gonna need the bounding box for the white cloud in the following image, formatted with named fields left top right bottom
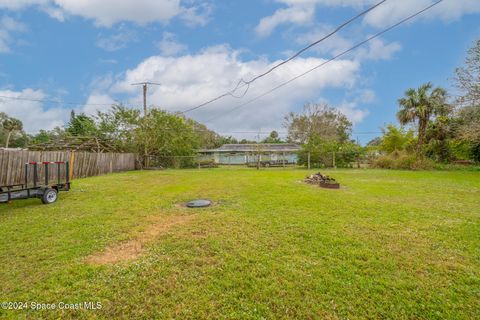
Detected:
left=0, top=45, right=369, bottom=136
left=0, top=16, right=27, bottom=53
left=105, top=45, right=362, bottom=132
left=41, top=4, right=65, bottom=21
left=97, top=26, right=137, bottom=52
left=180, top=1, right=213, bottom=27
left=295, top=24, right=401, bottom=61
left=337, top=101, right=369, bottom=124
left=0, top=89, right=66, bottom=132
left=257, top=0, right=480, bottom=36
left=87, top=74, right=115, bottom=93
left=0, top=0, right=48, bottom=10
left=335, top=88, right=377, bottom=124
left=355, top=37, right=401, bottom=61
left=82, top=93, right=116, bottom=116
left=357, top=89, right=376, bottom=104
left=0, top=0, right=213, bottom=27
left=53, top=0, right=182, bottom=27
left=156, top=32, right=187, bottom=56
left=256, top=4, right=315, bottom=37
left=363, top=0, right=480, bottom=28
left=296, top=24, right=353, bottom=56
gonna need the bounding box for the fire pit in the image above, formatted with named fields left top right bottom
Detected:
left=305, top=172, right=340, bottom=189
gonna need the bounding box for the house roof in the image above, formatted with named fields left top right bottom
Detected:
left=199, top=143, right=301, bottom=153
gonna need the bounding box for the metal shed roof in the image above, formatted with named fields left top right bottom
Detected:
left=199, top=143, right=301, bottom=153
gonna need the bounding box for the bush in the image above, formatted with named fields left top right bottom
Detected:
left=372, top=152, right=434, bottom=170
left=372, top=155, right=395, bottom=169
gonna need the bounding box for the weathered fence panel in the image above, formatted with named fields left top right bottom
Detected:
left=0, top=149, right=137, bottom=186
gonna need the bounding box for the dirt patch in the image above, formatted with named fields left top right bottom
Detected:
left=175, top=202, right=188, bottom=208
left=85, top=215, right=196, bottom=265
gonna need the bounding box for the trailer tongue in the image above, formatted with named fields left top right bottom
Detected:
left=0, top=161, right=71, bottom=204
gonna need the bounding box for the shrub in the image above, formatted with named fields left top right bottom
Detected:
left=372, top=152, right=434, bottom=170
left=372, top=155, right=395, bottom=169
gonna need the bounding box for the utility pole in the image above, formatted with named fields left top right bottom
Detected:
left=131, top=82, right=160, bottom=116
left=132, top=81, right=160, bottom=168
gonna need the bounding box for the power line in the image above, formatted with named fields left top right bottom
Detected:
left=204, top=0, right=444, bottom=124
left=242, top=0, right=388, bottom=86
left=178, top=0, right=389, bottom=115
left=128, top=127, right=382, bottom=135
left=0, top=94, right=119, bottom=107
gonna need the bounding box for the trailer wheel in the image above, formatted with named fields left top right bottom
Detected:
left=42, top=188, right=58, bottom=204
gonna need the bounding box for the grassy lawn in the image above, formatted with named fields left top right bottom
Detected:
left=0, top=168, right=479, bottom=319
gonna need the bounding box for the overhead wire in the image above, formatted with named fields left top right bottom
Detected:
left=178, top=0, right=390, bottom=114
left=0, top=94, right=127, bottom=107
left=1, top=0, right=445, bottom=139
left=204, top=0, right=444, bottom=124
left=130, top=127, right=382, bottom=135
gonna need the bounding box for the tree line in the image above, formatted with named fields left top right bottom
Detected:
left=1, top=40, right=478, bottom=169
left=366, top=40, right=480, bottom=168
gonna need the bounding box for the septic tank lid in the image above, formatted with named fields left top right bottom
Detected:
left=186, top=199, right=212, bottom=208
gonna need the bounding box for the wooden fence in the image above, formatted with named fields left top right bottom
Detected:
left=0, top=149, right=137, bottom=186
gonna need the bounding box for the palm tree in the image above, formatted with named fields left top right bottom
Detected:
left=2, top=118, right=23, bottom=148
left=397, top=83, right=448, bottom=153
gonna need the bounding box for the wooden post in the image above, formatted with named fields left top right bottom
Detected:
left=307, top=151, right=311, bottom=170
left=69, top=151, right=75, bottom=180
left=333, top=152, right=336, bottom=169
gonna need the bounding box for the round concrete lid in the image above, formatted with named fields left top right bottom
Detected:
left=186, top=199, right=212, bottom=208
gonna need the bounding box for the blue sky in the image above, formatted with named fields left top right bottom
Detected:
left=0, top=0, right=479, bottom=143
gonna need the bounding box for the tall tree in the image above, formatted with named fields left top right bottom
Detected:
left=454, top=39, right=480, bottom=106
left=425, top=103, right=454, bottom=162
left=262, top=130, right=282, bottom=143
left=186, top=118, right=222, bottom=149
left=66, top=110, right=97, bottom=136
left=453, top=40, right=480, bottom=160
left=285, top=103, right=353, bottom=168
left=135, top=108, right=200, bottom=168
left=379, top=124, right=415, bottom=154
left=95, top=104, right=141, bottom=152
left=2, top=117, right=23, bottom=148
left=284, top=102, right=352, bottom=144
left=397, top=83, right=449, bottom=153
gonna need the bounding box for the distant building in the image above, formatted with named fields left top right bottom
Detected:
left=199, top=143, right=301, bottom=165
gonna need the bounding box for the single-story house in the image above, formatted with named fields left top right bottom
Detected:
left=198, top=143, right=301, bottom=165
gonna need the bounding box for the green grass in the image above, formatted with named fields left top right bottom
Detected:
left=0, top=168, right=479, bottom=319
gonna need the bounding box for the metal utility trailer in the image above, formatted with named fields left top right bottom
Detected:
left=0, top=161, right=71, bottom=205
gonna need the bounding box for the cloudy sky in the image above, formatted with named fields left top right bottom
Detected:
left=0, top=0, right=479, bottom=142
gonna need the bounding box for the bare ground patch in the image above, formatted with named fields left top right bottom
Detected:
left=86, top=215, right=196, bottom=265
